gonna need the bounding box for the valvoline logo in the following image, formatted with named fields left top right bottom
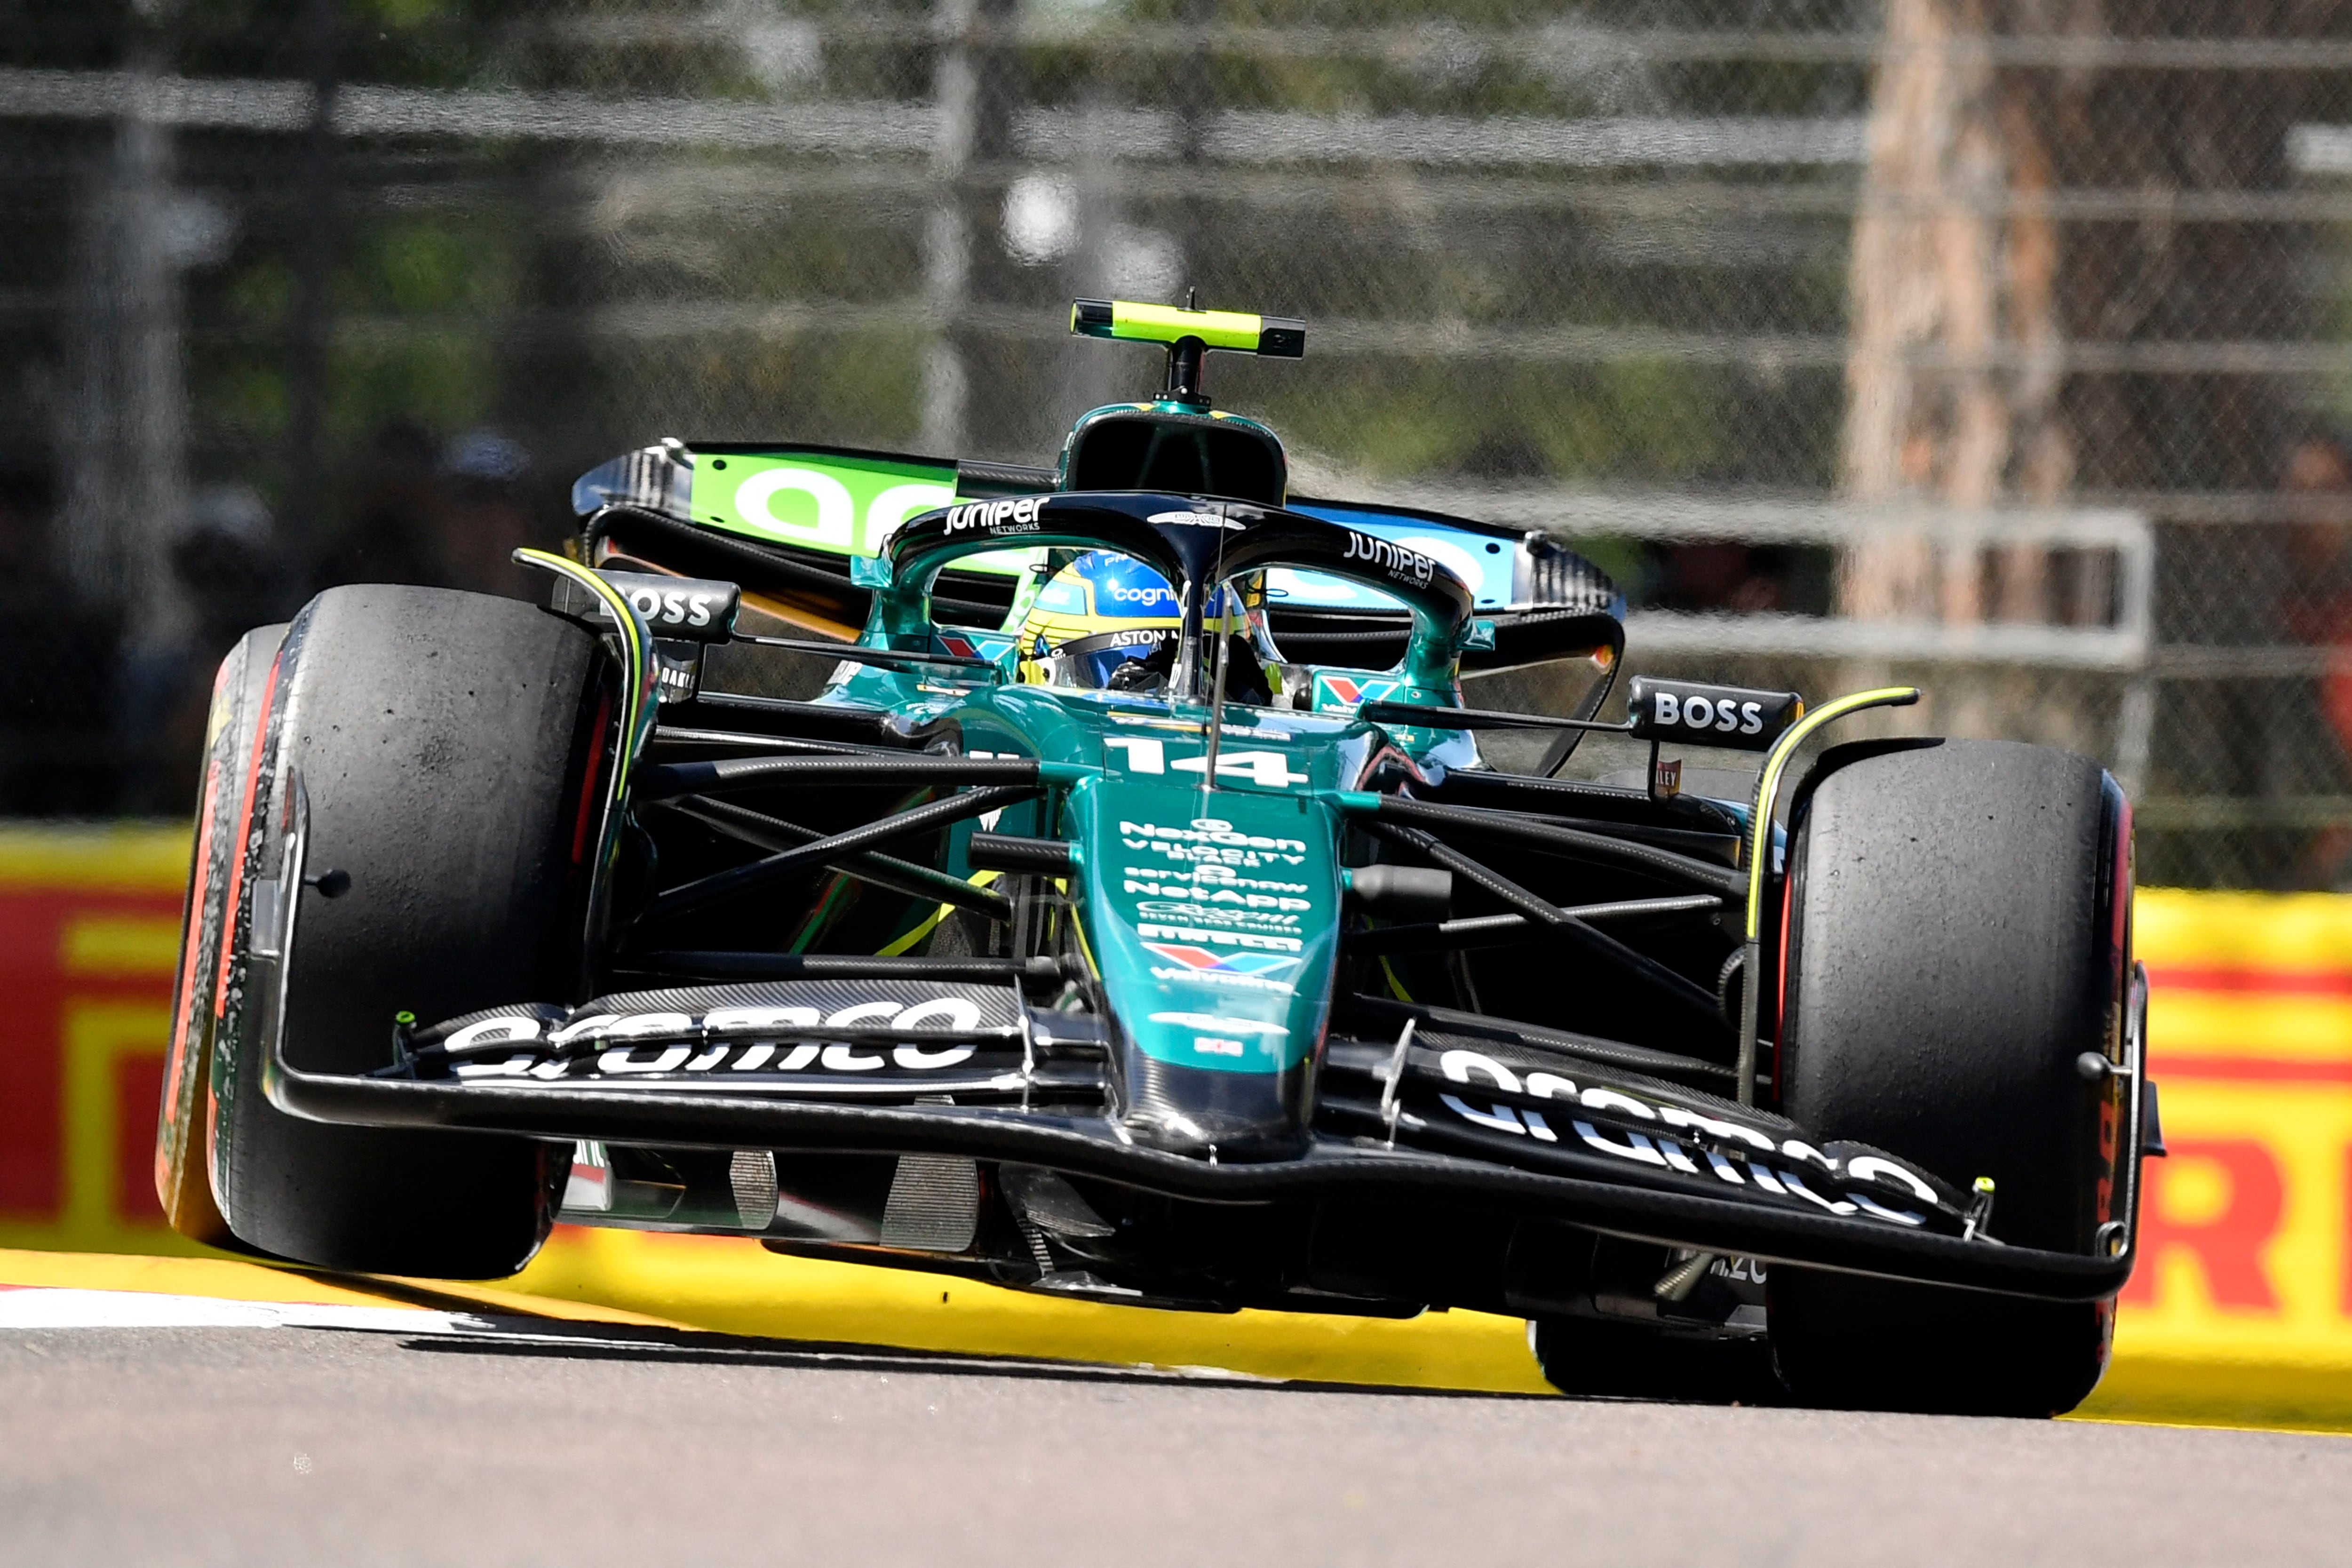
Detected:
left=1142, top=943, right=1301, bottom=981
left=1311, top=673, right=1403, bottom=713
left=934, top=633, right=1012, bottom=661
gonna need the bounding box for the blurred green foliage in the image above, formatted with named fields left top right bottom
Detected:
left=6, top=0, right=1862, bottom=540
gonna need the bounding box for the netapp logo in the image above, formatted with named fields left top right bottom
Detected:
left=945, top=497, right=1044, bottom=533
left=1124, top=878, right=1310, bottom=912
left=1341, top=532, right=1436, bottom=587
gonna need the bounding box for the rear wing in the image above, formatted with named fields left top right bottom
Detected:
left=571, top=440, right=1623, bottom=668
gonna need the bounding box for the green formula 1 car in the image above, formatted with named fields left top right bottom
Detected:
left=155, top=299, right=2156, bottom=1415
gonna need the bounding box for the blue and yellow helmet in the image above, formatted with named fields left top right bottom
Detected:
left=1014, top=551, right=1251, bottom=692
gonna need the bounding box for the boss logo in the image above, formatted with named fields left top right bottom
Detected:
left=1661, top=692, right=1763, bottom=735
left=592, top=571, right=741, bottom=643
left=632, top=588, right=721, bottom=627
left=1626, top=677, right=1803, bottom=754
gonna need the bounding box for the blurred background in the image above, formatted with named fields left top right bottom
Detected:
left=10, top=4, right=2352, bottom=1426
left=7, top=0, right=2352, bottom=888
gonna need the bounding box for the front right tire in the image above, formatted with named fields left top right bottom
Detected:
left=1764, top=738, right=2133, bottom=1417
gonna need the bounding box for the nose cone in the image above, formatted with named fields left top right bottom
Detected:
left=1069, top=776, right=1341, bottom=1160
left=1120, top=1052, right=1310, bottom=1161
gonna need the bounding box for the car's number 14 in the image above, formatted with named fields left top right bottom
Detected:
left=1103, top=736, right=1307, bottom=788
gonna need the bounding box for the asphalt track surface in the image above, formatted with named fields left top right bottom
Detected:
left=4, top=1320, right=2350, bottom=1568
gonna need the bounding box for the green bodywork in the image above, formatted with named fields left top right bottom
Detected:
left=792, top=466, right=1490, bottom=1106
left=564, top=369, right=1614, bottom=1127
left=825, top=637, right=1370, bottom=1083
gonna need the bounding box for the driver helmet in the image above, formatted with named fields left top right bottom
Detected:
left=1014, top=551, right=1249, bottom=692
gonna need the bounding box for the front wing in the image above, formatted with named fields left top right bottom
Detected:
left=266, top=980, right=2143, bottom=1305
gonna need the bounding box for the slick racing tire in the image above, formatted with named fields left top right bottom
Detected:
left=156, top=623, right=288, bottom=1248
left=1766, top=739, right=2130, bottom=1417
left=208, top=585, right=605, bottom=1277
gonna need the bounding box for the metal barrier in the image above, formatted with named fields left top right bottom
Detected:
left=18, top=8, right=2352, bottom=886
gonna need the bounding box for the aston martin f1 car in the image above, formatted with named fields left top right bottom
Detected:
left=157, top=299, right=2155, bottom=1415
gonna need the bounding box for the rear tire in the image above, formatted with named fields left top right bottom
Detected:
left=1766, top=739, right=2130, bottom=1417
left=210, top=585, right=605, bottom=1277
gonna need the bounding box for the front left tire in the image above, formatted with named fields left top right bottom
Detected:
left=196, top=585, right=607, bottom=1276
left=156, top=623, right=286, bottom=1249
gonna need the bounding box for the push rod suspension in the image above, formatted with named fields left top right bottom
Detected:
left=624, top=952, right=1061, bottom=984
left=1424, top=768, right=1745, bottom=837
left=636, top=753, right=1042, bottom=804
left=646, top=728, right=882, bottom=758
left=1339, top=994, right=1736, bottom=1085
left=1355, top=793, right=1747, bottom=899
left=645, top=784, right=1038, bottom=919
left=1346, top=893, right=1727, bottom=955
left=659, top=795, right=1012, bottom=920
left=731, top=634, right=1000, bottom=672
left=1360, top=819, right=1729, bottom=1036
left=1423, top=805, right=1740, bottom=860
left=1358, top=701, right=1632, bottom=736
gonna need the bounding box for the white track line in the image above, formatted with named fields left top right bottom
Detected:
left=0, top=1288, right=493, bottom=1335
left=0, top=1286, right=1287, bottom=1385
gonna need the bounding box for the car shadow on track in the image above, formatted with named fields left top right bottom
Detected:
left=382, top=1320, right=1554, bottom=1401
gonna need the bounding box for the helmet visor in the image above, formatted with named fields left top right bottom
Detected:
left=1051, top=626, right=1179, bottom=690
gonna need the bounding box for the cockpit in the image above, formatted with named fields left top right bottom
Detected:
left=1010, top=549, right=1272, bottom=705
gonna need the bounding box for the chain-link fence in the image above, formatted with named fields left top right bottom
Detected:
left=8, top=1, right=2352, bottom=884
